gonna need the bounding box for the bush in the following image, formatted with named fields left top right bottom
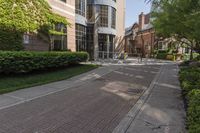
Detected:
left=158, top=50, right=168, bottom=53
left=166, top=54, right=174, bottom=60
left=0, top=51, right=89, bottom=74
left=183, top=53, right=199, bottom=61
left=179, top=67, right=200, bottom=133
left=156, top=53, right=168, bottom=59
left=187, top=90, right=200, bottom=133
left=194, top=55, right=200, bottom=61
left=179, top=67, right=200, bottom=95
left=0, top=29, right=24, bottom=51
left=156, top=50, right=171, bottom=59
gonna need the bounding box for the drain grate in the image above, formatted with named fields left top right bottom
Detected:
left=127, top=88, right=144, bottom=94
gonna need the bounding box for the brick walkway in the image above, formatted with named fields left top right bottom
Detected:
left=0, top=65, right=160, bottom=133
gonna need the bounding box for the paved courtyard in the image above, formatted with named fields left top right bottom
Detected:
left=0, top=60, right=186, bottom=133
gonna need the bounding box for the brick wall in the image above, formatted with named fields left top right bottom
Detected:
left=135, top=29, right=155, bottom=56
left=24, top=34, right=49, bottom=51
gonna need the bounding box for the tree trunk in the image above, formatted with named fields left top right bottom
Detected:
left=141, top=35, right=145, bottom=58
left=197, top=42, right=200, bottom=54
left=49, top=35, right=53, bottom=51
left=190, top=45, right=193, bottom=60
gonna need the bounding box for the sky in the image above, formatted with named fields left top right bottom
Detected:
left=125, top=0, right=151, bottom=28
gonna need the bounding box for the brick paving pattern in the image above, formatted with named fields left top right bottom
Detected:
left=0, top=65, right=160, bottom=133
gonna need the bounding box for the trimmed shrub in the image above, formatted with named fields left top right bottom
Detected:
left=0, top=51, right=89, bottom=74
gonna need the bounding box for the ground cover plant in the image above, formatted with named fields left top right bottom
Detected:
left=0, top=64, right=98, bottom=94
left=179, top=66, right=200, bottom=133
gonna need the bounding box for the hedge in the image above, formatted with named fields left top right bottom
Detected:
left=156, top=53, right=168, bottom=59
left=187, top=90, right=200, bottom=133
left=0, top=51, right=89, bottom=74
left=179, top=67, right=200, bottom=133
left=156, top=50, right=168, bottom=59
left=179, top=67, right=200, bottom=95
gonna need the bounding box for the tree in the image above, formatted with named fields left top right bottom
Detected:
left=0, top=0, right=69, bottom=50
left=152, top=0, right=200, bottom=60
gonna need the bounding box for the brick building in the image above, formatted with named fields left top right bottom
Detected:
left=125, top=12, right=155, bottom=57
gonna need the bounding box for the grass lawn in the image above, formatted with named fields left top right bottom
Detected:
left=0, top=64, right=98, bottom=94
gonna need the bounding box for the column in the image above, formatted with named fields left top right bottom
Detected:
left=107, top=34, right=110, bottom=59
left=93, top=6, right=99, bottom=60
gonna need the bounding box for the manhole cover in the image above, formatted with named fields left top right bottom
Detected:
left=127, top=88, right=144, bottom=94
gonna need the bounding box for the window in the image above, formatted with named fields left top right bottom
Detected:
left=98, top=34, right=107, bottom=52
left=53, top=23, right=67, bottom=51
left=75, top=0, right=86, bottom=17
left=98, top=34, right=115, bottom=52
left=111, top=7, right=116, bottom=29
left=97, top=5, right=108, bottom=27
left=76, top=24, right=87, bottom=51
left=87, top=5, right=93, bottom=21
left=55, top=23, right=67, bottom=33
left=23, top=33, right=39, bottom=45
left=98, top=34, right=115, bottom=58
left=87, top=0, right=94, bottom=4
left=23, top=34, right=29, bottom=44
left=158, top=41, right=164, bottom=50
left=60, top=0, right=66, bottom=3
left=86, top=24, right=94, bottom=58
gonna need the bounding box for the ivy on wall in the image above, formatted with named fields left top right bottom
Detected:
left=0, top=0, right=69, bottom=50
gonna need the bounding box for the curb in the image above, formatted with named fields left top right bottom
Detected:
left=112, top=65, right=164, bottom=133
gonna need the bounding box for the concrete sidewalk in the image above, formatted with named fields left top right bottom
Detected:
left=89, top=58, right=174, bottom=66
left=113, top=64, right=186, bottom=133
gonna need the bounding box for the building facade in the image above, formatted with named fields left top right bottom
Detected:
left=125, top=12, right=155, bottom=57
left=125, top=11, right=186, bottom=58
left=24, top=0, right=125, bottom=59
left=24, top=0, right=76, bottom=52
left=48, top=0, right=76, bottom=52
left=76, top=0, right=125, bottom=59
left=124, top=23, right=139, bottom=55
